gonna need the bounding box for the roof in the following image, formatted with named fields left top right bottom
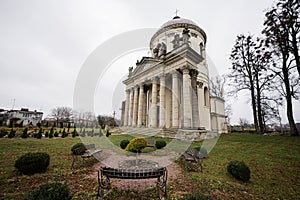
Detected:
left=150, top=16, right=207, bottom=45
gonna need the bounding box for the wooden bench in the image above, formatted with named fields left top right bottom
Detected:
left=71, top=144, right=102, bottom=169
left=97, top=167, right=167, bottom=199
left=182, top=147, right=206, bottom=172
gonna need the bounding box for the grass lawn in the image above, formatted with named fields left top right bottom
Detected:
left=0, top=133, right=299, bottom=199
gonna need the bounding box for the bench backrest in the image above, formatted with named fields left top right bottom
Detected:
left=73, top=146, right=87, bottom=155
left=100, top=167, right=166, bottom=179
left=186, top=147, right=203, bottom=159
left=85, top=144, right=96, bottom=150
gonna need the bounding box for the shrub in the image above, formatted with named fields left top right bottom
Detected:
left=155, top=140, right=167, bottom=149
left=61, top=129, right=66, bottom=138
left=0, top=129, right=8, bottom=138
left=54, top=132, right=59, bottom=137
left=14, top=152, right=50, bottom=175
left=71, top=143, right=85, bottom=155
left=21, top=128, right=28, bottom=138
left=45, top=131, right=49, bottom=138
left=28, top=182, right=72, bottom=200
left=8, top=129, right=16, bottom=138
left=227, top=160, right=250, bottom=182
left=120, top=139, right=130, bottom=149
left=125, top=137, right=147, bottom=153
left=72, top=128, right=76, bottom=137
left=106, top=130, right=111, bottom=137
left=50, top=127, right=54, bottom=134
left=36, top=132, right=42, bottom=139
left=49, top=132, right=53, bottom=138
left=180, top=192, right=212, bottom=200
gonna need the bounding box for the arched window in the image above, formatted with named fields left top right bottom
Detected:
left=204, top=87, right=209, bottom=106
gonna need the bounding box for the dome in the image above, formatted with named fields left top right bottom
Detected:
left=150, top=16, right=207, bottom=45
left=160, top=16, right=199, bottom=30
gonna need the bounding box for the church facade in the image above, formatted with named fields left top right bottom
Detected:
left=122, top=16, right=226, bottom=133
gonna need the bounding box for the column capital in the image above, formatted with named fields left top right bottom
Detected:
left=181, top=65, right=190, bottom=74
left=159, top=74, right=166, bottom=79
left=152, top=77, right=159, bottom=83
left=171, top=70, right=180, bottom=77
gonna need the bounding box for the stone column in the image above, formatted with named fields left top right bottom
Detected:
left=151, top=78, right=158, bottom=127
left=124, top=89, right=130, bottom=126
left=172, top=71, right=180, bottom=128
left=166, top=87, right=172, bottom=128
left=191, top=70, right=199, bottom=128
left=128, top=88, right=134, bottom=126
left=137, top=84, right=144, bottom=127
left=159, top=75, right=166, bottom=128
left=143, top=89, right=147, bottom=126
left=132, top=86, right=139, bottom=127
left=182, top=66, right=192, bottom=128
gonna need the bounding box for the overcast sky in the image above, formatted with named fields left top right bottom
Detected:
left=0, top=0, right=299, bottom=125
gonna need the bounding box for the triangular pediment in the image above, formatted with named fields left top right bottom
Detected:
left=132, top=57, right=161, bottom=76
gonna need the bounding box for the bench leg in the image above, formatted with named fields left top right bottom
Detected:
left=97, top=170, right=111, bottom=199
left=156, top=170, right=167, bottom=199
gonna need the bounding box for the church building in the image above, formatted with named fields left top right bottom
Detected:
left=122, top=16, right=226, bottom=133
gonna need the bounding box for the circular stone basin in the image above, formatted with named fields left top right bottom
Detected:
left=118, top=159, right=159, bottom=169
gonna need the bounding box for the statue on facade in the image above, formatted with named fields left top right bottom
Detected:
left=158, top=42, right=166, bottom=57
left=128, top=66, right=133, bottom=77
left=153, top=43, right=161, bottom=58
left=182, top=27, right=191, bottom=45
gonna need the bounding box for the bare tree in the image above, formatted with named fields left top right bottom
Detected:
left=263, top=0, right=300, bottom=135
left=229, top=34, right=261, bottom=134
left=51, top=107, right=73, bottom=127
left=239, top=118, right=249, bottom=132
left=210, top=75, right=226, bottom=98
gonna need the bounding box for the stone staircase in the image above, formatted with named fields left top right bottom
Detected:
left=111, top=126, right=216, bottom=141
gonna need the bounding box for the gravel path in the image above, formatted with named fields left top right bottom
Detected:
left=87, top=149, right=184, bottom=191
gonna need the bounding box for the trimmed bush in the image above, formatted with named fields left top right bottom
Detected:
left=8, top=129, right=16, bottom=138
left=72, top=128, right=76, bottom=137
left=155, top=140, right=167, bottom=149
left=21, top=127, right=28, bottom=138
left=71, top=143, right=85, bottom=155
left=28, top=182, right=72, bottom=200
left=45, top=131, right=49, bottom=137
left=125, top=137, right=147, bottom=153
left=227, top=160, right=250, bottom=182
left=14, top=152, right=50, bottom=175
left=0, top=129, right=8, bottom=138
left=120, top=139, right=130, bottom=149
left=54, top=132, right=59, bottom=137
left=61, top=128, right=66, bottom=138
left=180, top=192, right=212, bottom=200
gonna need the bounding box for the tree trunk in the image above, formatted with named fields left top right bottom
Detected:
left=250, top=83, right=259, bottom=133
left=282, top=59, right=299, bottom=136
left=291, top=34, right=300, bottom=77
left=255, top=74, right=264, bottom=134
